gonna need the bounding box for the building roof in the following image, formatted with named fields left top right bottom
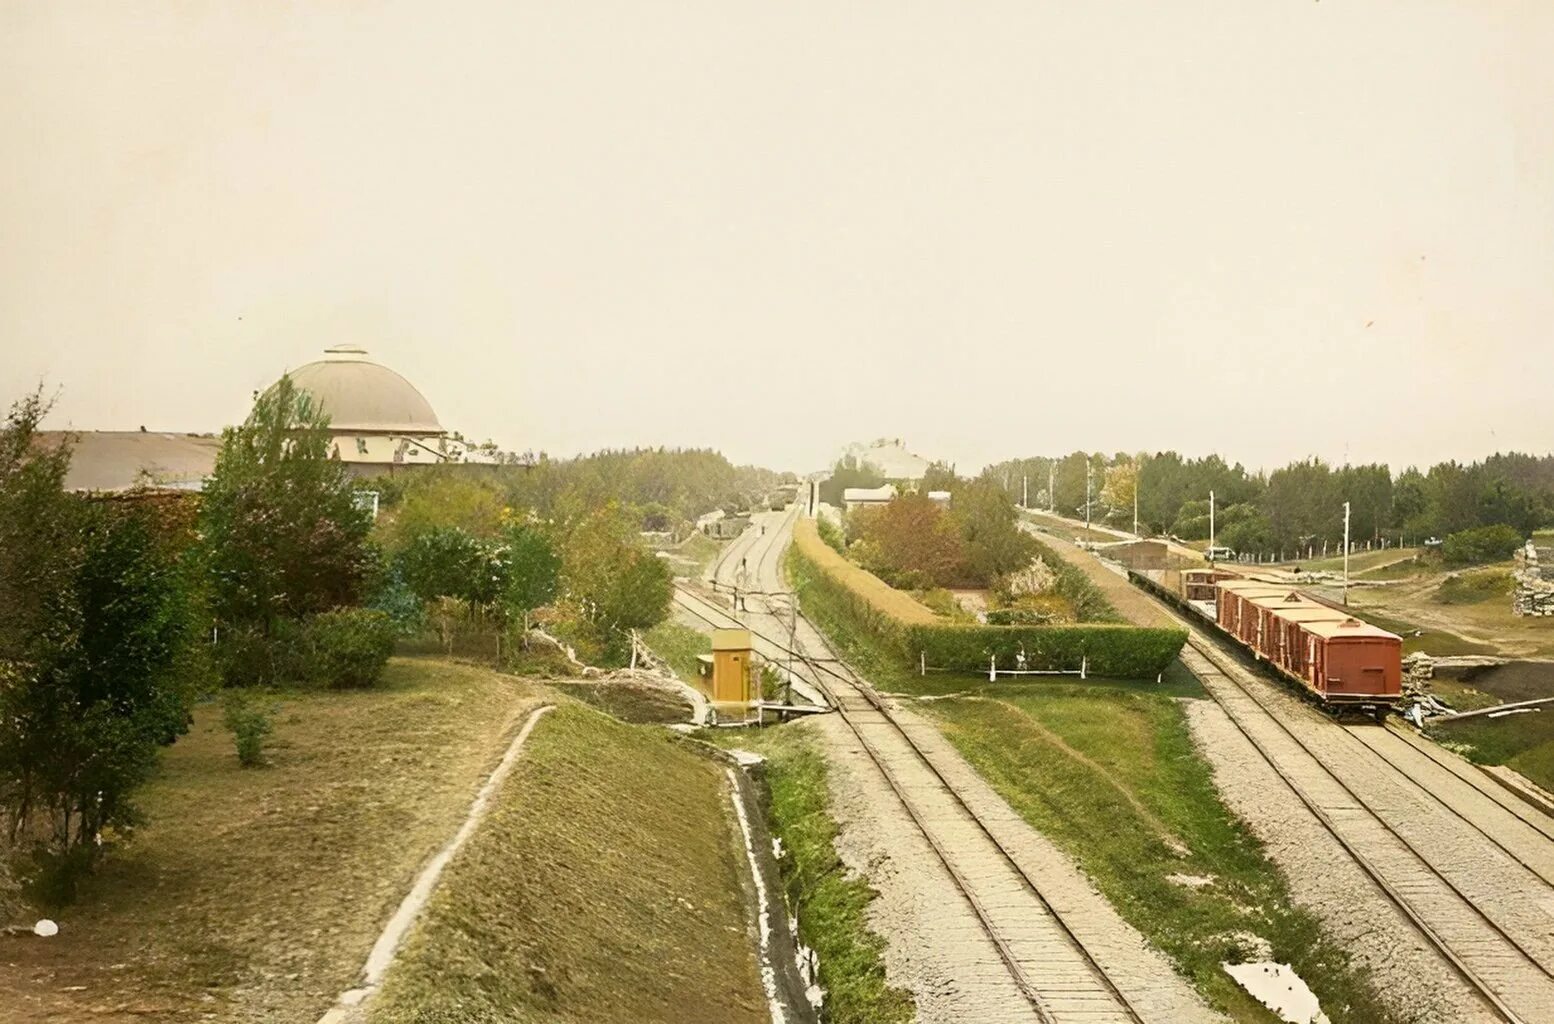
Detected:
left=276, top=346, right=443, bottom=435
left=843, top=484, right=897, bottom=503
left=712, top=628, right=752, bottom=651
left=40, top=431, right=221, bottom=492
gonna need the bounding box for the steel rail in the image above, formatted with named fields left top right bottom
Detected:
left=675, top=541, right=1149, bottom=1023
left=1177, top=634, right=1532, bottom=1024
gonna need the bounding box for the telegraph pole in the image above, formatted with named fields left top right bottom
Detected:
left=1209, top=489, right=1216, bottom=563
left=1085, top=460, right=1092, bottom=535
left=1048, top=463, right=1055, bottom=513
left=1022, top=474, right=1028, bottom=509
left=1132, top=473, right=1139, bottom=538
left=1343, top=501, right=1352, bottom=607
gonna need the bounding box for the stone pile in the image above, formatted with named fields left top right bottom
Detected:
left=1513, top=542, right=1554, bottom=617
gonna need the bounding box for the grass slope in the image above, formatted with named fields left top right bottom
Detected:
left=922, top=688, right=1396, bottom=1023
left=0, top=658, right=540, bottom=1024
left=368, top=703, right=767, bottom=1024
left=1432, top=712, right=1554, bottom=795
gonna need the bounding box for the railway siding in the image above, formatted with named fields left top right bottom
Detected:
left=686, top=514, right=1227, bottom=1023
left=1182, top=642, right=1554, bottom=1024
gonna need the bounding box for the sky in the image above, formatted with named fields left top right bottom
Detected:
left=2, top=1, right=1551, bottom=477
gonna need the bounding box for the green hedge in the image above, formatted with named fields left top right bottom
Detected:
left=790, top=530, right=1184, bottom=679
left=905, top=623, right=1187, bottom=678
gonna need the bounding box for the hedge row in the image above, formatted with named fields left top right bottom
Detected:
left=792, top=519, right=939, bottom=626
left=904, top=622, right=1188, bottom=678
left=791, top=519, right=1185, bottom=679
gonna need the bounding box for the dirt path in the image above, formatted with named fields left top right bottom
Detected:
left=1017, top=522, right=1178, bottom=628
left=318, top=704, right=555, bottom=1024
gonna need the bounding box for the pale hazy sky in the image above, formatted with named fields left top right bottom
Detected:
left=3, top=2, right=1551, bottom=475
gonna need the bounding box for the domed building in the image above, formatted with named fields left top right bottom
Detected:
left=49, top=345, right=492, bottom=493
left=276, top=345, right=469, bottom=477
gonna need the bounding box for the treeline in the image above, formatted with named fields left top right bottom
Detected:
left=379, top=447, right=793, bottom=537
left=982, top=451, right=1554, bottom=557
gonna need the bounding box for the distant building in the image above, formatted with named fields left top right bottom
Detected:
left=42, top=345, right=500, bottom=492
left=41, top=431, right=222, bottom=493
left=839, top=438, right=934, bottom=483
left=267, top=345, right=475, bottom=478
left=843, top=484, right=897, bottom=510
left=927, top=490, right=952, bottom=506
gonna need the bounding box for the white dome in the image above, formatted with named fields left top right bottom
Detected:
left=278, top=346, right=443, bottom=435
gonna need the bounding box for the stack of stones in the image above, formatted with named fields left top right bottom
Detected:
left=1513, top=541, right=1554, bottom=617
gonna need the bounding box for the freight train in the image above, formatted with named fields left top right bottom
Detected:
left=1137, top=566, right=1403, bottom=718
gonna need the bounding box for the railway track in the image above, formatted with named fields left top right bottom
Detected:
left=678, top=521, right=1190, bottom=1023
left=1176, top=631, right=1554, bottom=1024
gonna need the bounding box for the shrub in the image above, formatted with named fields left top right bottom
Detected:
left=223, top=693, right=275, bottom=767
left=816, top=516, right=847, bottom=555
left=302, top=608, right=396, bottom=689
left=1442, top=524, right=1524, bottom=567
left=214, top=620, right=307, bottom=688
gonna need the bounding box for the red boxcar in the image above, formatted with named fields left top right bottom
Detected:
left=1213, top=579, right=1401, bottom=711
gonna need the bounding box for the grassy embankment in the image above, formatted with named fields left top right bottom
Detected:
left=1021, top=509, right=1133, bottom=547
left=369, top=703, right=767, bottom=1024
left=707, top=725, right=914, bottom=1024
left=0, top=658, right=543, bottom=1024
left=1432, top=712, right=1554, bottom=797
left=789, top=548, right=1398, bottom=1024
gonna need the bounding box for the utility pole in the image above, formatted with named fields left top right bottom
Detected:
left=1133, top=474, right=1139, bottom=538
left=1343, top=500, right=1352, bottom=607
left=1085, top=461, right=1092, bottom=535
left=1022, top=474, right=1028, bottom=509
left=1048, top=463, right=1055, bottom=513
left=1209, top=489, right=1216, bottom=563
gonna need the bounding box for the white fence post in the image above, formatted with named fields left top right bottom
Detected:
left=1081, top=655, right=1088, bottom=680
left=920, top=651, right=926, bottom=676
left=989, top=656, right=997, bottom=682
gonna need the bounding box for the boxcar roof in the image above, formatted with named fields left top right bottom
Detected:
left=1303, top=617, right=1401, bottom=640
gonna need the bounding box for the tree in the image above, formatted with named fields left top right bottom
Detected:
left=920, top=461, right=958, bottom=493
left=200, top=376, right=374, bottom=640
left=1099, top=459, right=1138, bottom=526
left=378, top=468, right=506, bottom=549
left=562, top=502, right=673, bottom=658
left=850, top=493, right=969, bottom=587
left=818, top=456, right=886, bottom=507
left=0, top=392, right=200, bottom=897
left=501, top=521, right=560, bottom=643
left=1442, top=524, right=1524, bottom=567
left=950, top=479, right=1038, bottom=583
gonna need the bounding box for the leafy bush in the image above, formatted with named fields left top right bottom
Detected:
left=213, top=620, right=308, bottom=688
left=302, top=608, right=397, bottom=689
left=1442, top=524, right=1524, bottom=567
left=816, top=516, right=847, bottom=555
left=1435, top=569, right=1515, bottom=605
left=223, top=692, right=275, bottom=767
left=367, top=565, right=427, bottom=637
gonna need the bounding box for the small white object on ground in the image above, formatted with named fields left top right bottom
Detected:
left=34, top=919, right=58, bottom=937
left=1223, top=961, right=1330, bottom=1024
left=728, top=748, right=766, bottom=767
